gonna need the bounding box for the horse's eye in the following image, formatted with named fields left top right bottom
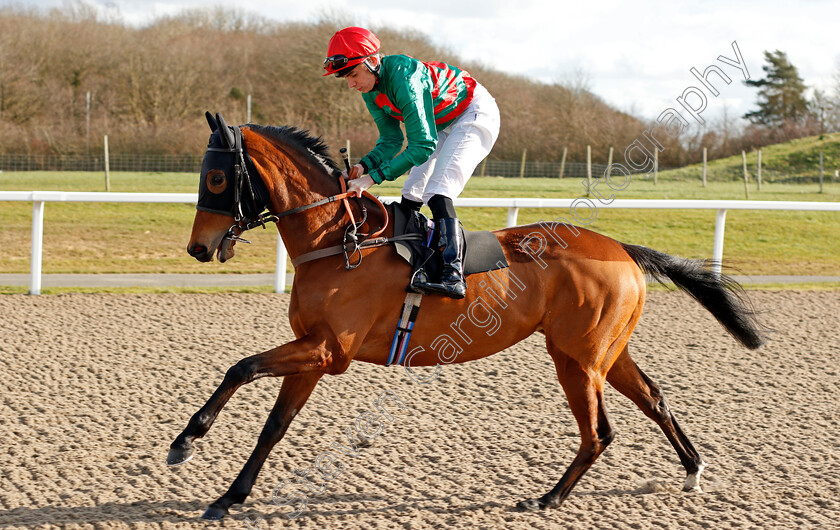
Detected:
left=206, top=169, right=227, bottom=194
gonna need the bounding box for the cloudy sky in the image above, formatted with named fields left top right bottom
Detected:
left=9, top=0, right=840, bottom=125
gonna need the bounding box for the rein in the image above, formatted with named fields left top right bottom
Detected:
left=285, top=177, right=397, bottom=269
left=223, top=142, right=393, bottom=269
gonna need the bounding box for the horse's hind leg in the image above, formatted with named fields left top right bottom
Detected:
left=517, top=351, right=615, bottom=511
left=606, top=345, right=706, bottom=491
left=202, top=372, right=323, bottom=520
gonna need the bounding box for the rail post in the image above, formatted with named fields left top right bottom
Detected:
left=742, top=151, right=750, bottom=199
left=104, top=135, right=111, bottom=192
left=558, top=147, right=567, bottom=179
left=819, top=150, right=824, bottom=193
left=275, top=232, right=288, bottom=293
left=506, top=207, right=519, bottom=227
left=712, top=208, right=727, bottom=278
left=653, top=148, right=658, bottom=185
left=30, top=200, right=45, bottom=295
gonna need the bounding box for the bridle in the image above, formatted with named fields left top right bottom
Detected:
left=213, top=125, right=392, bottom=270
left=204, top=125, right=279, bottom=244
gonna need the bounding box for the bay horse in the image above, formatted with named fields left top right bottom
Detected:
left=170, top=113, right=766, bottom=521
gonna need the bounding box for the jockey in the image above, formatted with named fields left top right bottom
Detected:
left=323, top=26, right=501, bottom=299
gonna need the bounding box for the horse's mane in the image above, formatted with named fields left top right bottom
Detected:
left=247, top=124, right=342, bottom=176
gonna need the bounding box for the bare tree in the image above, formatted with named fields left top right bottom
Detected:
left=0, top=5, right=653, bottom=161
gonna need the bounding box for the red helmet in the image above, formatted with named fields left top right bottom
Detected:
left=323, top=27, right=380, bottom=77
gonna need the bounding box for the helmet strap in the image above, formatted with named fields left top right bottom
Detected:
left=363, top=55, right=381, bottom=78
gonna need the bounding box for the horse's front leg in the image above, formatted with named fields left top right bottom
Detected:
left=167, top=332, right=340, bottom=467
left=202, top=372, right=323, bottom=520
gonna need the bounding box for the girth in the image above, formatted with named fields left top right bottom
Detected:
left=291, top=233, right=422, bottom=268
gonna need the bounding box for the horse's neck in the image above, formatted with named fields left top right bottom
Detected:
left=246, top=131, right=367, bottom=261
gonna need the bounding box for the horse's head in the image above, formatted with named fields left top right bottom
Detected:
left=187, top=112, right=270, bottom=262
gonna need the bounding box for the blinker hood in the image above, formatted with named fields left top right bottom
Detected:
left=196, top=112, right=269, bottom=221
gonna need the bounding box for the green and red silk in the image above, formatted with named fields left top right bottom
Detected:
left=360, top=55, right=476, bottom=184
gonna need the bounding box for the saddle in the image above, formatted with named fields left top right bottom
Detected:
left=390, top=202, right=509, bottom=281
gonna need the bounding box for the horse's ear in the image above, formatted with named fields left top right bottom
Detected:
left=216, top=113, right=235, bottom=148
left=205, top=111, right=218, bottom=132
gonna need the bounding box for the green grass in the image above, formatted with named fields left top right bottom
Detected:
left=0, top=169, right=838, bottom=276
left=665, top=131, right=840, bottom=182
left=0, top=170, right=199, bottom=193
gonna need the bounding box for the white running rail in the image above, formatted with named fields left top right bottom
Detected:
left=1, top=191, right=838, bottom=294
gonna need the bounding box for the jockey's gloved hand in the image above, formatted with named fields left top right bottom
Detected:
left=347, top=175, right=374, bottom=198
left=345, top=164, right=365, bottom=180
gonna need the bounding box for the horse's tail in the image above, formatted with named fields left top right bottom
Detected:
left=621, top=243, right=767, bottom=350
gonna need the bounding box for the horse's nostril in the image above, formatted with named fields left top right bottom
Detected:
left=189, top=244, right=206, bottom=257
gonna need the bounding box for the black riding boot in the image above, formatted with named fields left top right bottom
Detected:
left=411, top=217, right=466, bottom=299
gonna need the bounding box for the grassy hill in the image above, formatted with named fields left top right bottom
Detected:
left=662, top=132, right=840, bottom=183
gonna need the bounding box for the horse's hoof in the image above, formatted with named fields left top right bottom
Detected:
left=166, top=445, right=194, bottom=466
left=201, top=505, right=229, bottom=520
left=516, top=498, right=544, bottom=511
left=682, top=479, right=703, bottom=493
left=683, top=462, right=705, bottom=492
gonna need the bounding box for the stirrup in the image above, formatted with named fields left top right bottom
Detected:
left=408, top=268, right=432, bottom=294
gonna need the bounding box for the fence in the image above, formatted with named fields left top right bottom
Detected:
left=0, top=154, right=204, bottom=173
left=2, top=191, right=838, bottom=295
left=482, top=160, right=615, bottom=179
left=0, top=154, right=663, bottom=179
left=3, top=149, right=834, bottom=181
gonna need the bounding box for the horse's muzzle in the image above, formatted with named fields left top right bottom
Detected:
left=187, top=243, right=213, bottom=262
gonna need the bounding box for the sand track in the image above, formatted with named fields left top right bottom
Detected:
left=1, top=290, right=838, bottom=529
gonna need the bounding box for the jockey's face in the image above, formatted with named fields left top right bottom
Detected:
left=344, top=61, right=377, bottom=93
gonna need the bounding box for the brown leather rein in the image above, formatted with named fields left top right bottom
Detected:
left=287, top=176, right=391, bottom=269
left=244, top=176, right=419, bottom=270
left=216, top=133, right=425, bottom=271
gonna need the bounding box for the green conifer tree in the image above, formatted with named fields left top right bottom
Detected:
left=743, top=50, right=809, bottom=126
